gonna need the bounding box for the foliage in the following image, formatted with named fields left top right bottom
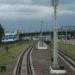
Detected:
left=0, top=24, right=5, bottom=42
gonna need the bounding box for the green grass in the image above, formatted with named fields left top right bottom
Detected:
left=0, top=40, right=32, bottom=75
left=0, top=41, right=32, bottom=64
left=58, top=42, right=75, bottom=58
left=0, top=72, right=4, bottom=75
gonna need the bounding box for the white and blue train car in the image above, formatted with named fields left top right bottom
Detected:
left=2, top=32, right=18, bottom=42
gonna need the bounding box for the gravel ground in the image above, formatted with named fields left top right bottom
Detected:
left=58, top=57, right=75, bottom=75
left=32, top=47, right=52, bottom=75
left=32, top=46, right=75, bottom=75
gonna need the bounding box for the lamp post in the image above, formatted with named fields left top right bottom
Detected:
left=52, top=0, right=59, bottom=69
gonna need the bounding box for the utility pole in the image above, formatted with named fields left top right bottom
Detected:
left=52, top=0, right=59, bottom=69
left=65, top=25, right=67, bottom=49
left=40, top=21, right=43, bottom=38
left=40, top=21, right=43, bottom=46
left=60, top=27, right=62, bottom=52
left=46, top=23, right=47, bottom=41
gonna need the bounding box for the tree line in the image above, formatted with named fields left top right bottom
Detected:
left=0, top=24, right=4, bottom=42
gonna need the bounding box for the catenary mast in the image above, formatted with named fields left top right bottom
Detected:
left=52, top=0, right=59, bottom=69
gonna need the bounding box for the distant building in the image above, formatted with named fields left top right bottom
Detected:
left=2, top=30, right=20, bottom=42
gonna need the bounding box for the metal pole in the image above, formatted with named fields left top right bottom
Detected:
left=52, top=0, right=59, bottom=69
left=46, top=23, right=47, bottom=41
left=65, top=26, right=67, bottom=49
left=40, top=21, right=43, bottom=46
left=61, top=27, right=62, bottom=42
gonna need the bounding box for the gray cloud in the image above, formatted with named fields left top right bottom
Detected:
left=0, top=0, right=75, bottom=32
left=0, top=0, right=74, bottom=20
left=0, top=0, right=32, bottom=4
left=0, top=4, right=51, bottom=19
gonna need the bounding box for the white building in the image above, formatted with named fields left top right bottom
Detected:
left=2, top=32, right=19, bottom=42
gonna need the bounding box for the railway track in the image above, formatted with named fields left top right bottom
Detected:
left=50, top=45, right=75, bottom=71
left=27, top=46, right=33, bottom=75
left=12, top=44, right=35, bottom=75
left=58, top=50, right=75, bottom=71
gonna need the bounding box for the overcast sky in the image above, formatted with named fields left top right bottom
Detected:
left=0, top=0, right=75, bottom=32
